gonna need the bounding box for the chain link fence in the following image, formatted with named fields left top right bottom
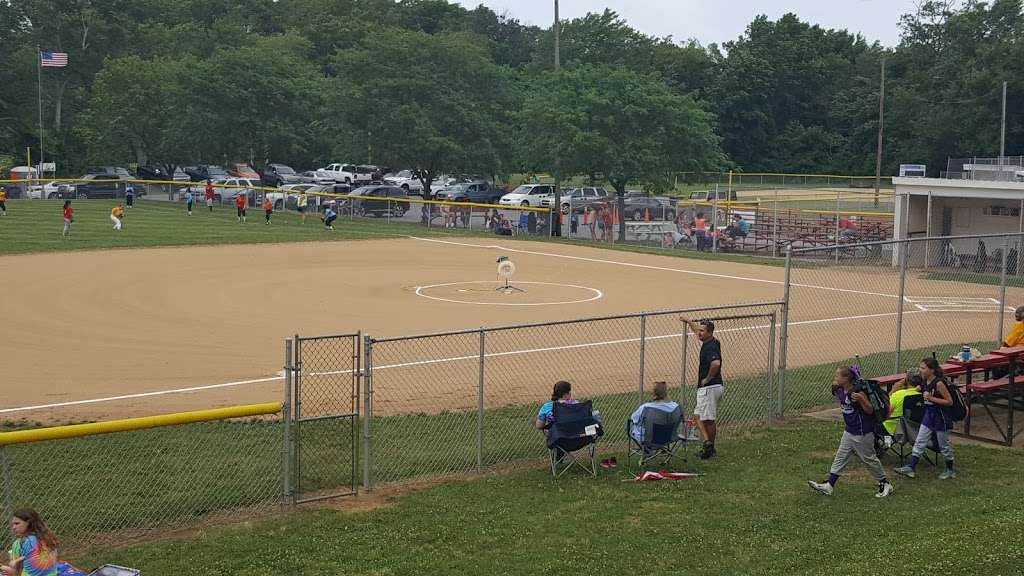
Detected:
left=0, top=404, right=284, bottom=554
left=357, top=302, right=781, bottom=488
left=780, top=232, right=1024, bottom=414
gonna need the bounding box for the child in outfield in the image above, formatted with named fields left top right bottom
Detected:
left=184, top=188, right=194, bottom=216
left=61, top=200, right=73, bottom=237
left=263, top=197, right=273, bottom=225
left=297, top=192, right=308, bottom=224
left=235, top=193, right=247, bottom=223
left=0, top=187, right=7, bottom=215
left=808, top=366, right=894, bottom=498
left=322, top=206, right=338, bottom=230
left=110, top=203, right=124, bottom=230
left=205, top=180, right=214, bottom=211
left=895, top=357, right=957, bottom=480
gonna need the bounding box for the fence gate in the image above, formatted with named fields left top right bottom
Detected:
left=288, top=333, right=360, bottom=503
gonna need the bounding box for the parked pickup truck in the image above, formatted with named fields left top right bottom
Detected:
left=315, top=163, right=358, bottom=184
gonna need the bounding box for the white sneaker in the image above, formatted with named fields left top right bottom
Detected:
left=807, top=480, right=833, bottom=496
left=875, top=482, right=894, bottom=498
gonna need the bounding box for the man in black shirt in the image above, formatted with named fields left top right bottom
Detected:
left=681, top=317, right=723, bottom=459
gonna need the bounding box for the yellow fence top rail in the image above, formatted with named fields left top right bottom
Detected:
left=0, top=402, right=282, bottom=446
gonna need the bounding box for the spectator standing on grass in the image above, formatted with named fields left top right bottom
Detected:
left=808, top=366, right=895, bottom=498
left=528, top=210, right=537, bottom=235
left=61, top=201, right=73, bottom=238
left=1, top=508, right=88, bottom=576
left=895, top=358, right=957, bottom=480
left=589, top=205, right=600, bottom=241
left=110, top=203, right=124, bottom=231
left=601, top=204, right=613, bottom=243
left=235, top=193, right=247, bottom=223
left=0, top=187, right=7, bottom=215
left=693, top=212, right=707, bottom=251
left=679, top=317, right=723, bottom=459
left=184, top=188, right=194, bottom=216
left=205, top=180, right=214, bottom=212
left=124, top=183, right=134, bottom=209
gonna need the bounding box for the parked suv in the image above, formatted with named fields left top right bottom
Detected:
left=183, top=165, right=229, bottom=182
left=435, top=181, right=503, bottom=203
left=350, top=185, right=409, bottom=217
left=545, top=187, right=609, bottom=214
left=262, top=164, right=308, bottom=187
left=354, top=165, right=382, bottom=184
left=499, top=184, right=555, bottom=207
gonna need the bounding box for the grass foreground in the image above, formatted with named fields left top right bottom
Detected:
left=71, top=420, right=1023, bottom=576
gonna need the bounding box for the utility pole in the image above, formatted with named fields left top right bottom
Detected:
left=1000, top=81, right=1007, bottom=168
left=552, top=0, right=562, bottom=237
left=873, top=58, right=886, bottom=207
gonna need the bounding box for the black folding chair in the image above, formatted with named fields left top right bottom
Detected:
left=626, top=405, right=688, bottom=470
left=893, top=395, right=939, bottom=466
left=546, top=400, right=602, bottom=477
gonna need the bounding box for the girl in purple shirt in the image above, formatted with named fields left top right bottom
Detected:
left=895, top=357, right=956, bottom=479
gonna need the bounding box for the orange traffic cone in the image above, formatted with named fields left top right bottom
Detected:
left=643, top=208, right=650, bottom=222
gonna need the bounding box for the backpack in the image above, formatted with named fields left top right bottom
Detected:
left=856, top=378, right=891, bottom=421
left=942, top=379, right=968, bottom=422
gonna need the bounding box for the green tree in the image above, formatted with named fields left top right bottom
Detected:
left=520, top=65, right=724, bottom=240
left=329, top=28, right=515, bottom=197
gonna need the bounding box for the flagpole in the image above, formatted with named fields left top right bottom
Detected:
left=36, top=47, right=44, bottom=185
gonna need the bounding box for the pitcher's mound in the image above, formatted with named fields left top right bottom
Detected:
left=415, top=281, right=603, bottom=306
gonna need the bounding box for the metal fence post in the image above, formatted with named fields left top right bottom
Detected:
left=834, top=191, right=841, bottom=263
left=778, top=247, right=792, bottom=417
left=281, top=338, right=293, bottom=507
left=894, top=241, right=909, bottom=372
left=639, top=315, right=647, bottom=402
left=362, top=334, right=374, bottom=491
left=772, top=189, right=779, bottom=259
left=477, top=328, right=485, bottom=472
left=0, top=446, right=11, bottom=524
left=999, top=236, right=1009, bottom=344
left=767, top=312, right=777, bottom=425
left=680, top=320, right=690, bottom=404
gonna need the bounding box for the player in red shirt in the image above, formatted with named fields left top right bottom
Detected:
left=262, top=197, right=273, bottom=225
left=235, top=193, right=247, bottom=223
left=62, top=200, right=74, bottom=237
left=205, top=180, right=215, bottom=212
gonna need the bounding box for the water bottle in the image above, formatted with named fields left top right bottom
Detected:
left=960, top=345, right=971, bottom=362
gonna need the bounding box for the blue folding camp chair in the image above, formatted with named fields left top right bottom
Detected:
left=546, top=400, right=602, bottom=477
left=627, top=404, right=688, bottom=470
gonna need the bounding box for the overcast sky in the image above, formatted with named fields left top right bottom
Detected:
left=454, top=0, right=921, bottom=47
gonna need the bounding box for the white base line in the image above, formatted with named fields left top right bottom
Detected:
left=408, top=236, right=900, bottom=300
left=0, top=376, right=282, bottom=415
left=0, top=310, right=925, bottom=415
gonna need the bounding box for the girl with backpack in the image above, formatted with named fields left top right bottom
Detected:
left=895, top=357, right=957, bottom=480
left=808, top=366, right=894, bottom=498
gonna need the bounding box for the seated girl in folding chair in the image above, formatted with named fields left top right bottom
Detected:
left=535, top=381, right=577, bottom=429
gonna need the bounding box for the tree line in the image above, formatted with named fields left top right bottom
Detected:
left=1, top=0, right=1023, bottom=191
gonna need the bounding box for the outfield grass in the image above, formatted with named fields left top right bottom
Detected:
left=923, top=270, right=1024, bottom=288
left=70, top=420, right=1024, bottom=575
left=0, top=199, right=481, bottom=254
left=0, top=199, right=798, bottom=269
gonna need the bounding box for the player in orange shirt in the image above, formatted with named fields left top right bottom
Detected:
left=235, top=193, right=247, bottom=223
left=110, top=203, right=124, bottom=230
left=263, top=197, right=273, bottom=225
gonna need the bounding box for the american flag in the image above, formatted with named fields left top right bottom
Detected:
left=40, top=51, right=68, bottom=68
